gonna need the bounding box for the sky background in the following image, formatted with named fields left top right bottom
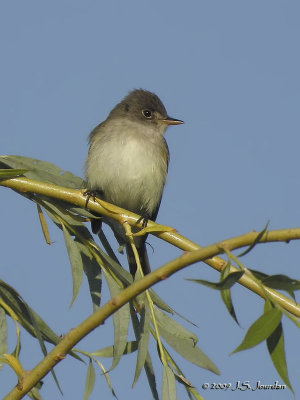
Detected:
left=1, top=1, right=300, bottom=399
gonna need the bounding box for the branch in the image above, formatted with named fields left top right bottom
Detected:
left=2, top=227, right=297, bottom=399
left=1, top=177, right=300, bottom=318
left=2, top=177, right=300, bottom=398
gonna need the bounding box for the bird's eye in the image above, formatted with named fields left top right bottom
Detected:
left=142, top=109, right=152, bottom=119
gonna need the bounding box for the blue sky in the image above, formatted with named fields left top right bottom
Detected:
left=1, top=1, right=299, bottom=399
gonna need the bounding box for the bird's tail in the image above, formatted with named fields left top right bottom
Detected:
left=126, top=242, right=151, bottom=276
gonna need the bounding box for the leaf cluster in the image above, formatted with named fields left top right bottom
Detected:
left=0, top=156, right=299, bottom=399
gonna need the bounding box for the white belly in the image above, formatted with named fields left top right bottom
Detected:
left=85, top=120, right=168, bottom=217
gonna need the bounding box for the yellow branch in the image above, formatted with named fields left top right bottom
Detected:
left=1, top=177, right=300, bottom=318
left=2, top=177, right=300, bottom=398
left=3, top=233, right=299, bottom=399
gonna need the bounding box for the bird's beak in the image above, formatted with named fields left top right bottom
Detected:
left=161, top=116, right=184, bottom=125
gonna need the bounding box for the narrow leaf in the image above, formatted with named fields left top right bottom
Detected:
left=69, top=206, right=101, bottom=219
left=104, top=272, right=130, bottom=371
left=155, top=309, right=219, bottom=374
left=0, top=280, right=59, bottom=344
left=186, top=271, right=244, bottom=290
left=220, top=262, right=239, bottom=325
left=162, top=346, right=199, bottom=399
left=162, top=327, right=219, bottom=374
left=265, top=301, right=293, bottom=392
left=83, top=359, right=96, bottom=400
left=154, top=308, right=198, bottom=344
left=251, top=270, right=300, bottom=300
left=97, top=228, right=122, bottom=265
left=0, top=307, right=8, bottom=361
left=0, top=155, right=83, bottom=188
left=91, top=341, right=138, bottom=357
left=0, top=280, right=82, bottom=363
left=39, top=198, right=89, bottom=230
left=130, top=304, right=159, bottom=400
left=15, top=291, right=63, bottom=394
left=11, top=325, right=21, bottom=359
left=76, top=241, right=102, bottom=311
left=263, top=274, right=300, bottom=300
left=62, top=224, right=83, bottom=307
left=0, top=354, right=23, bottom=378
left=132, top=303, right=151, bottom=386
left=162, top=365, right=177, bottom=400
left=144, top=353, right=159, bottom=400
left=95, top=245, right=133, bottom=286
left=0, top=168, right=27, bottom=178
left=232, top=308, right=282, bottom=353
left=262, top=274, right=300, bottom=290
left=149, top=289, right=174, bottom=314
left=267, top=323, right=293, bottom=393
left=238, top=221, right=269, bottom=257
left=27, top=387, right=43, bottom=400
left=134, top=224, right=174, bottom=236
left=93, top=359, right=117, bottom=398
left=36, top=204, right=51, bottom=244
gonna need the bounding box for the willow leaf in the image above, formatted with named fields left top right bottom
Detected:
left=104, top=272, right=130, bottom=371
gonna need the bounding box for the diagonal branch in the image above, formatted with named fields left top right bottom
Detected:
left=2, top=226, right=299, bottom=399
left=2, top=177, right=300, bottom=398
left=1, top=177, right=300, bottom=316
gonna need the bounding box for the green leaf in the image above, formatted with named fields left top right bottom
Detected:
left=0, top=155, right=83, bottom=188
left=104, top=272, right=130, bottom=371
left=91, top=341, right=138, bottom=357
left=93, top=358, right=117, bottom=398
left=155, top=308, right=219, bottom=374
left=0, top=279, right=82, bottom=361
left=27, top=386, right=43, bottom=400
left=149, top=289, right=174, bottom=314
left=70, top=206, right=101, bottom=219
left=130, top=304, right=159, bottom=400
left=0, top=307, right=8, bottom=365
left=36, top=198, right=101, bottom=311
left=263, top=274, right=300, bottom=300
left=162, top=365, right=177, bottom=400
left=39, top=198, right=88, bottom=228
left=232, top=308, right=282, bottom=353
left=11, top=325, right=21, bottom=359
left=220, top=287, right=239, bottom=324
left=264, top=300, right=293, bottom=392
left=238, top=221, right=269, bottom=257
left=154, top=308, right=198, bottom=344
left=267, top=322, right=293, bottom=393
left=0, top=280, right=59, bottom=345
left=83, top=359, right=96, bottom=400
left=62, top=225, right=83, bottom=308
left=95, top=244, right=133, bottom=286
left=0, top=168, right=27, bottom=178
left=162, top=345, right=201, bottom=399
left=76, top=241, right=102, bottom=311
left=251, top=270, right=300, bottom=300
left=0, top=280, right=64, bottom=393
left=144, top=353, right=159, bottom=400
left=36, top=204, right=51, bottom=245
left=262, top=274, right=300, bottom=290
left=187, top=271, right=244, bottom=290
left=220, top=262, right=240, bottom=325
left=25, top=303, right=63, bottom=395
left=132, top=303, right=151, bottom=386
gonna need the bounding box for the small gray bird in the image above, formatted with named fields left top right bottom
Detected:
left=85, top=89, right=183, bottom=275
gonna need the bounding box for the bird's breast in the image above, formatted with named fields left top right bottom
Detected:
left=85, top=126, right=168, bottom=217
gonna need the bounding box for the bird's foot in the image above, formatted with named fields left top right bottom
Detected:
left=136, top=214, right=149, bottom=229
left=83, top=189, right=104, bottom=209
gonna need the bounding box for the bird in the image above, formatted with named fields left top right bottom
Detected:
left=85, top=89, right=183, bottom=275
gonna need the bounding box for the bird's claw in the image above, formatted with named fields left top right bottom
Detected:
left=83, top=189, right=103, bottom=209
